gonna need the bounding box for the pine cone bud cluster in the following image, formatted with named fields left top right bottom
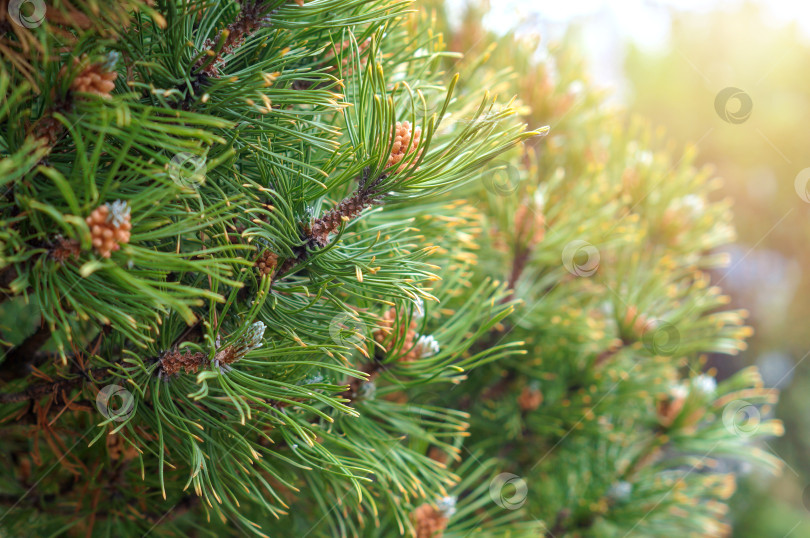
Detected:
left=411, top=499, right=453, bottom=538
left=517, top=385, right=544, bottom=411
left=70, top=55, right=118, bottom=98
left=159, top=349, right=208, bottom=378
left=86, top=200, right=132, bottom=258
left=373, top=307, right=438, bottom=362
left=656, top=379, right=712, bottom=429
left=387, top=121, right=423, bottom=173
left=255, top=249, right=279, bottom=276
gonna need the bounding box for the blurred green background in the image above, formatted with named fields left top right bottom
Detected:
left=623, top=5, right=810, bottom=536
left=448, top=0, right=810, bottom=535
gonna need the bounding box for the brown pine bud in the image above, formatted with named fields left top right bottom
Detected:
left=412, top=502, right=449, bottom=538
left=373, top=307, right=437, bottom=362
left=656, top=385, right=688, bottom=428
left=428, top=446, right=448, bottom=465
left=49, top=236, right=81, bottom=264
left=159, top=349, right=208, bottom=378
left=518, top=385, right=543, bottom=411
left=86, top=201, right=132, bottom=258
left=256, top=249, right=278, bottom=276
left=70, top=59, right=117, bottom=99
left=387, top=121, right=423, bottom=173
left=213, top=321, right=266, bottom=373
left=31, top=115, right=64, bottom=147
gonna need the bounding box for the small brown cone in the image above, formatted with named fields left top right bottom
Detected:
left=373, top=307, right=424, bottom=362
left=412, top=503, right=449, bottom=538
left=656, top=386, right=687, bottom=428
left=86, top=201, right=132, bottom=258
left=71, top=60, right=117, bottom=98
left=518, top=385, right=543, bottom=411
left=159, top=349, right=208, bottom=378
left=387, top=121, right=423, bottom=173
left=50, top=236, right=81, bottom=263
left=256, top=249, right=278, bottom=276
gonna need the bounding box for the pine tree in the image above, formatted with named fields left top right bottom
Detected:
left=390, top=4, right=783, bottom=537
left=0, top=1, right=782, bottom=537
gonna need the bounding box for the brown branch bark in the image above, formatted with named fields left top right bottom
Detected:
left=0, top=323, right=53, bottom=383
left=0, top=367, right=108, bottom=404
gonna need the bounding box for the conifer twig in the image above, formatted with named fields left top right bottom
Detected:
left=0, top=367, right=107, bottom=404
left=276, top=168, right=385, bottom=277
left=196, top=1, right=278, bottom=76
left=0, top=323, right=52, bottom=383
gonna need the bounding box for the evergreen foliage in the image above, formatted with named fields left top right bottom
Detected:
left=0, top=1, right=781, bottom=537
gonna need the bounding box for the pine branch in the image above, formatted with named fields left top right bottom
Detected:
left=505, top=245, right=530, bottom=294
left=305, top=179, right=384, bottom=248
left=0, top=367, right=107, bottom=404
left=197, top=1, right=278, bottom=77
left=0, top=323, right=52, bottom=383
left=276, top=167, right=385, bottom=277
